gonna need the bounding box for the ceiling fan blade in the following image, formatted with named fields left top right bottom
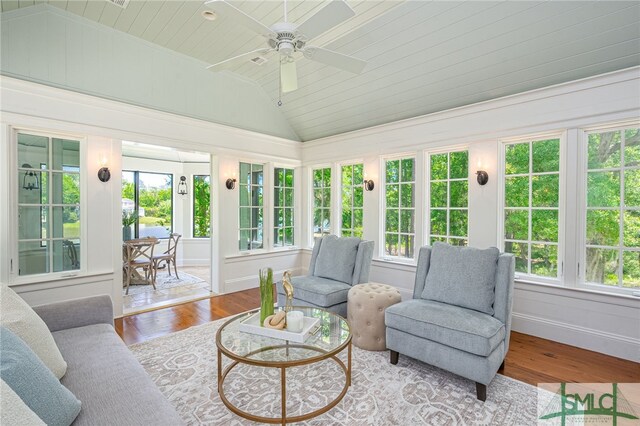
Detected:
left=207, top=48, right=273, bottom=71
left=204, top=0, right=274, bottom=37
left=281, top=60, right=298, bottom=93
left=295, top=0, right=355, bottom=41
left=303, top=46, right=366, bottom=74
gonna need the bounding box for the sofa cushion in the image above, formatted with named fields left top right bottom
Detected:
left=0, top=327, right=81, bottom=426
left=277, top=276, right=351, bottom=308
left=384, top=299, right=505, bottom=356
left=421, top=242, right=499, bottom=315
left=1, top=379, right=46, bottom=426
left=314, top=235, right=361, bottom=284
left=0, top=283, right=67, bottom=378
left=52, top=324, right=182, bottom=426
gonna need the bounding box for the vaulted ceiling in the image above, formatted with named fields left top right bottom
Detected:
left=2, top=0, right=639, bottom=141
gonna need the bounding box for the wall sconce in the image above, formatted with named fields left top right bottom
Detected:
left=225, top=178, right=237, bottom=190
left=476, top=158, right=488, bottom=185
left=97, top=156, right=111, bottom=183
left=177, top=176, right=188, bottom=195
left=363, top=179, right=375, bottom=191
left=22, top=164, right=39, bottom=190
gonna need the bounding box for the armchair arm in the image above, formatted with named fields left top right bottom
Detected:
left=32, top=295, right=114, bottom=332
left=493, top=254, right=515, bottom=353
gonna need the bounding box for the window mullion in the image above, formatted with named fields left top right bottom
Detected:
left=619, top=132, right=625, bottom=287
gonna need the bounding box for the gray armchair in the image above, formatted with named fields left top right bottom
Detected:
left=384, top=243, right=515, bottom=401
left=277, top=235, right=374, bottom=317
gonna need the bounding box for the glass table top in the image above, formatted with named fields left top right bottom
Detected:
left=217, top=307, right=351, bottom=364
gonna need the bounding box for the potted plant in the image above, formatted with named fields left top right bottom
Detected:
left=122, top=210, right=138, bottom=241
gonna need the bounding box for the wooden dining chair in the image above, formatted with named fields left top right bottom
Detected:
left=152, top=233, right=181, bottom=285
left=123, top=237, right=158, bottom=295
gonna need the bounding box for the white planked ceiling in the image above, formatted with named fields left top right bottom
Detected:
left=2, top=0, right=640, bottom=141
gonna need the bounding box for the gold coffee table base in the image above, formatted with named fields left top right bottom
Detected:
left=217, top=342, right=352, bottom=425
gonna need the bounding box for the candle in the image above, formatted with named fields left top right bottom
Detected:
left=286, top=311, right=304, bottom=333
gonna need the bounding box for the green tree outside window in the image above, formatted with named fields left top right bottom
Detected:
left=193, top=175, right=210, bottom=238
left=429, top=150, right=468, bottom=246
left=274, top=167, right=294, bottom=247
left=341, top=164, right=363, bottom=238
left=385, top=157, right=415, bottom=258
left=313, top=167, right=331, bottom=239
left=585, top=128, right=639, bottom=288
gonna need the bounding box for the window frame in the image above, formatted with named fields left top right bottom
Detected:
left=238, top=161, right=265, bottom=253
left=578, top=123, right=640, bottom=295
left=273, top=166, right=295, bottom=248
left=426, top=147, right=470, bottom=246
left=310, top=165, right=333, bottom=243
left=122, top=170, right=174, bottom=240
left=192, top=174, right=211, bottom=239
left=339, top=161, right=364, bottom=238
left=11, top=128, right=87, bottom=284
left=497, top=132, right=566, bottom=285
left=380, top=153, right=417, bottom=262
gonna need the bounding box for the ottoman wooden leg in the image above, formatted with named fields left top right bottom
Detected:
left=390, top=350, right=399, bottom=365
left=476, top=382, right=487, bottom=401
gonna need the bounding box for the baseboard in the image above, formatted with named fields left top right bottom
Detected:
left=177, top=259, right=210, bottom=267
left=511, top=312, right=640, bottom=362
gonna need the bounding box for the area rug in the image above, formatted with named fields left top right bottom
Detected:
left=124, top=271, right=205, bottom=296
left=129, top=318, right=540, bottom=425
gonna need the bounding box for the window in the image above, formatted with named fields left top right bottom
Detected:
left=502, top=138, right=561, bottom=279
left=341, top=163, right=364, bottom=238
left=583, top=127, right=639, bottom=288
left=121, top=171, right=173, bottom=239
left=17, top=132, right=81, bottom=276
left=239, top=162, right=264, bottom=251
left=274, top=167, right=294, bottom=247
left=193, top=175, right=210, bottom=238
left=428, top=151, right=468, bottom=246
left=312, top=167, right=331, bottom=239
left=384, top=157, right=415, bottom=258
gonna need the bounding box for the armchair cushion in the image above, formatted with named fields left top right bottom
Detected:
left=277, top=276, right=352, bottom=308
left=385, top=299, right=505, bottom=357
left=421, top=243, right=499, bottom=315
left=314, top=235, right=361, bottom=285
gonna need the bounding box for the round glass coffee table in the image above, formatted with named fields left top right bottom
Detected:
left=216, top=306, right=352, bottom=425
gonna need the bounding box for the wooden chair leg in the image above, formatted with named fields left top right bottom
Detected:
left=149, top=266, right=156, bottom=290
left=476, top=382, right=487, bottom=401
left=173, top=258, right=179, bottom=279
left=167, top=259, right=171, bottom=276
left=125, top=267, right=131, bottom=295
left=498, top=360, right=505, bottom=373
left=390, top=350, right=399, bottom=365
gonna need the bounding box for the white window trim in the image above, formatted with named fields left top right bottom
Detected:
left=237, top=160, right=268, bottom=255
left=577, top=122, right=640, bottom=296
left=379, top=152, right=418, bottom=263
left=497, top=131, right=566, bottom=285
left=424, top=146, right=470, bottom=246
left=272, top=164, right=297, bottom=250
left=337, top=159, right=365, bottom=238
left=10, top=127, right=88, bottom=285
left=308, top=163, right=334, bottom=247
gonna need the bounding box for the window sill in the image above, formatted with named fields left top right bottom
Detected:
left=515, top=280, right=640, bottom=307
left=225, top=248, right=302, bottom=262
left=372, top=257, right=417, bottom=271
left=9, top=270, right=115, bottom=287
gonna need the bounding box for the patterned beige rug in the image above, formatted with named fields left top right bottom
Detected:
left=124, top=271, right=205, bottom=296
left=129, top=318, right=539, bottom=425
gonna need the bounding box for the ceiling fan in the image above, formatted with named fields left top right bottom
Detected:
left=204, top=0, right=367, bottom=95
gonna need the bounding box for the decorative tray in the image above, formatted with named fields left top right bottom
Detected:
left=238, top=312, right=321, bottom=343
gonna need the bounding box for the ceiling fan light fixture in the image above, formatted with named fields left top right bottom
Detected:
left=201, top=10, right=218, bottom=21
left=281, top=60, right=298, bottom=93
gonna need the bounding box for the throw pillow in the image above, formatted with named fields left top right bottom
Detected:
left=421, top=242, right=500, bottom=315
left=1, top=379, right=45, bottom=426
left=314, top=235, right=361, bottom=285
left=0, top=327, right=81, bottom=426
left=0, top=283, right=67, bottom=379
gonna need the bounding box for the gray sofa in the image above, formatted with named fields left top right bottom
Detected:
left=276, top=235, right=374, bottom=317
left=385, top=244, right=515, bottom=401
left=33, top=295, right=183, bottom=425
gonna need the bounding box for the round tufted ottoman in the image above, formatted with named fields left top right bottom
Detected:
left=347, top=283, right=401, bottom=351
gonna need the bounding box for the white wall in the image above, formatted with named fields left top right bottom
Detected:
left=0, top=76, right=301, bottom=318
left=0, top=4, right=298, bottom=141
left=301, top=67, right=640, bottom=362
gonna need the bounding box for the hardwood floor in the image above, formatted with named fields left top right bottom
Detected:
left=115, top=288, right=640, bottom=386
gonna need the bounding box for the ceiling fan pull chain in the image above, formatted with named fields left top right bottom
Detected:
left=278, top=57, right=283, bottom=107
